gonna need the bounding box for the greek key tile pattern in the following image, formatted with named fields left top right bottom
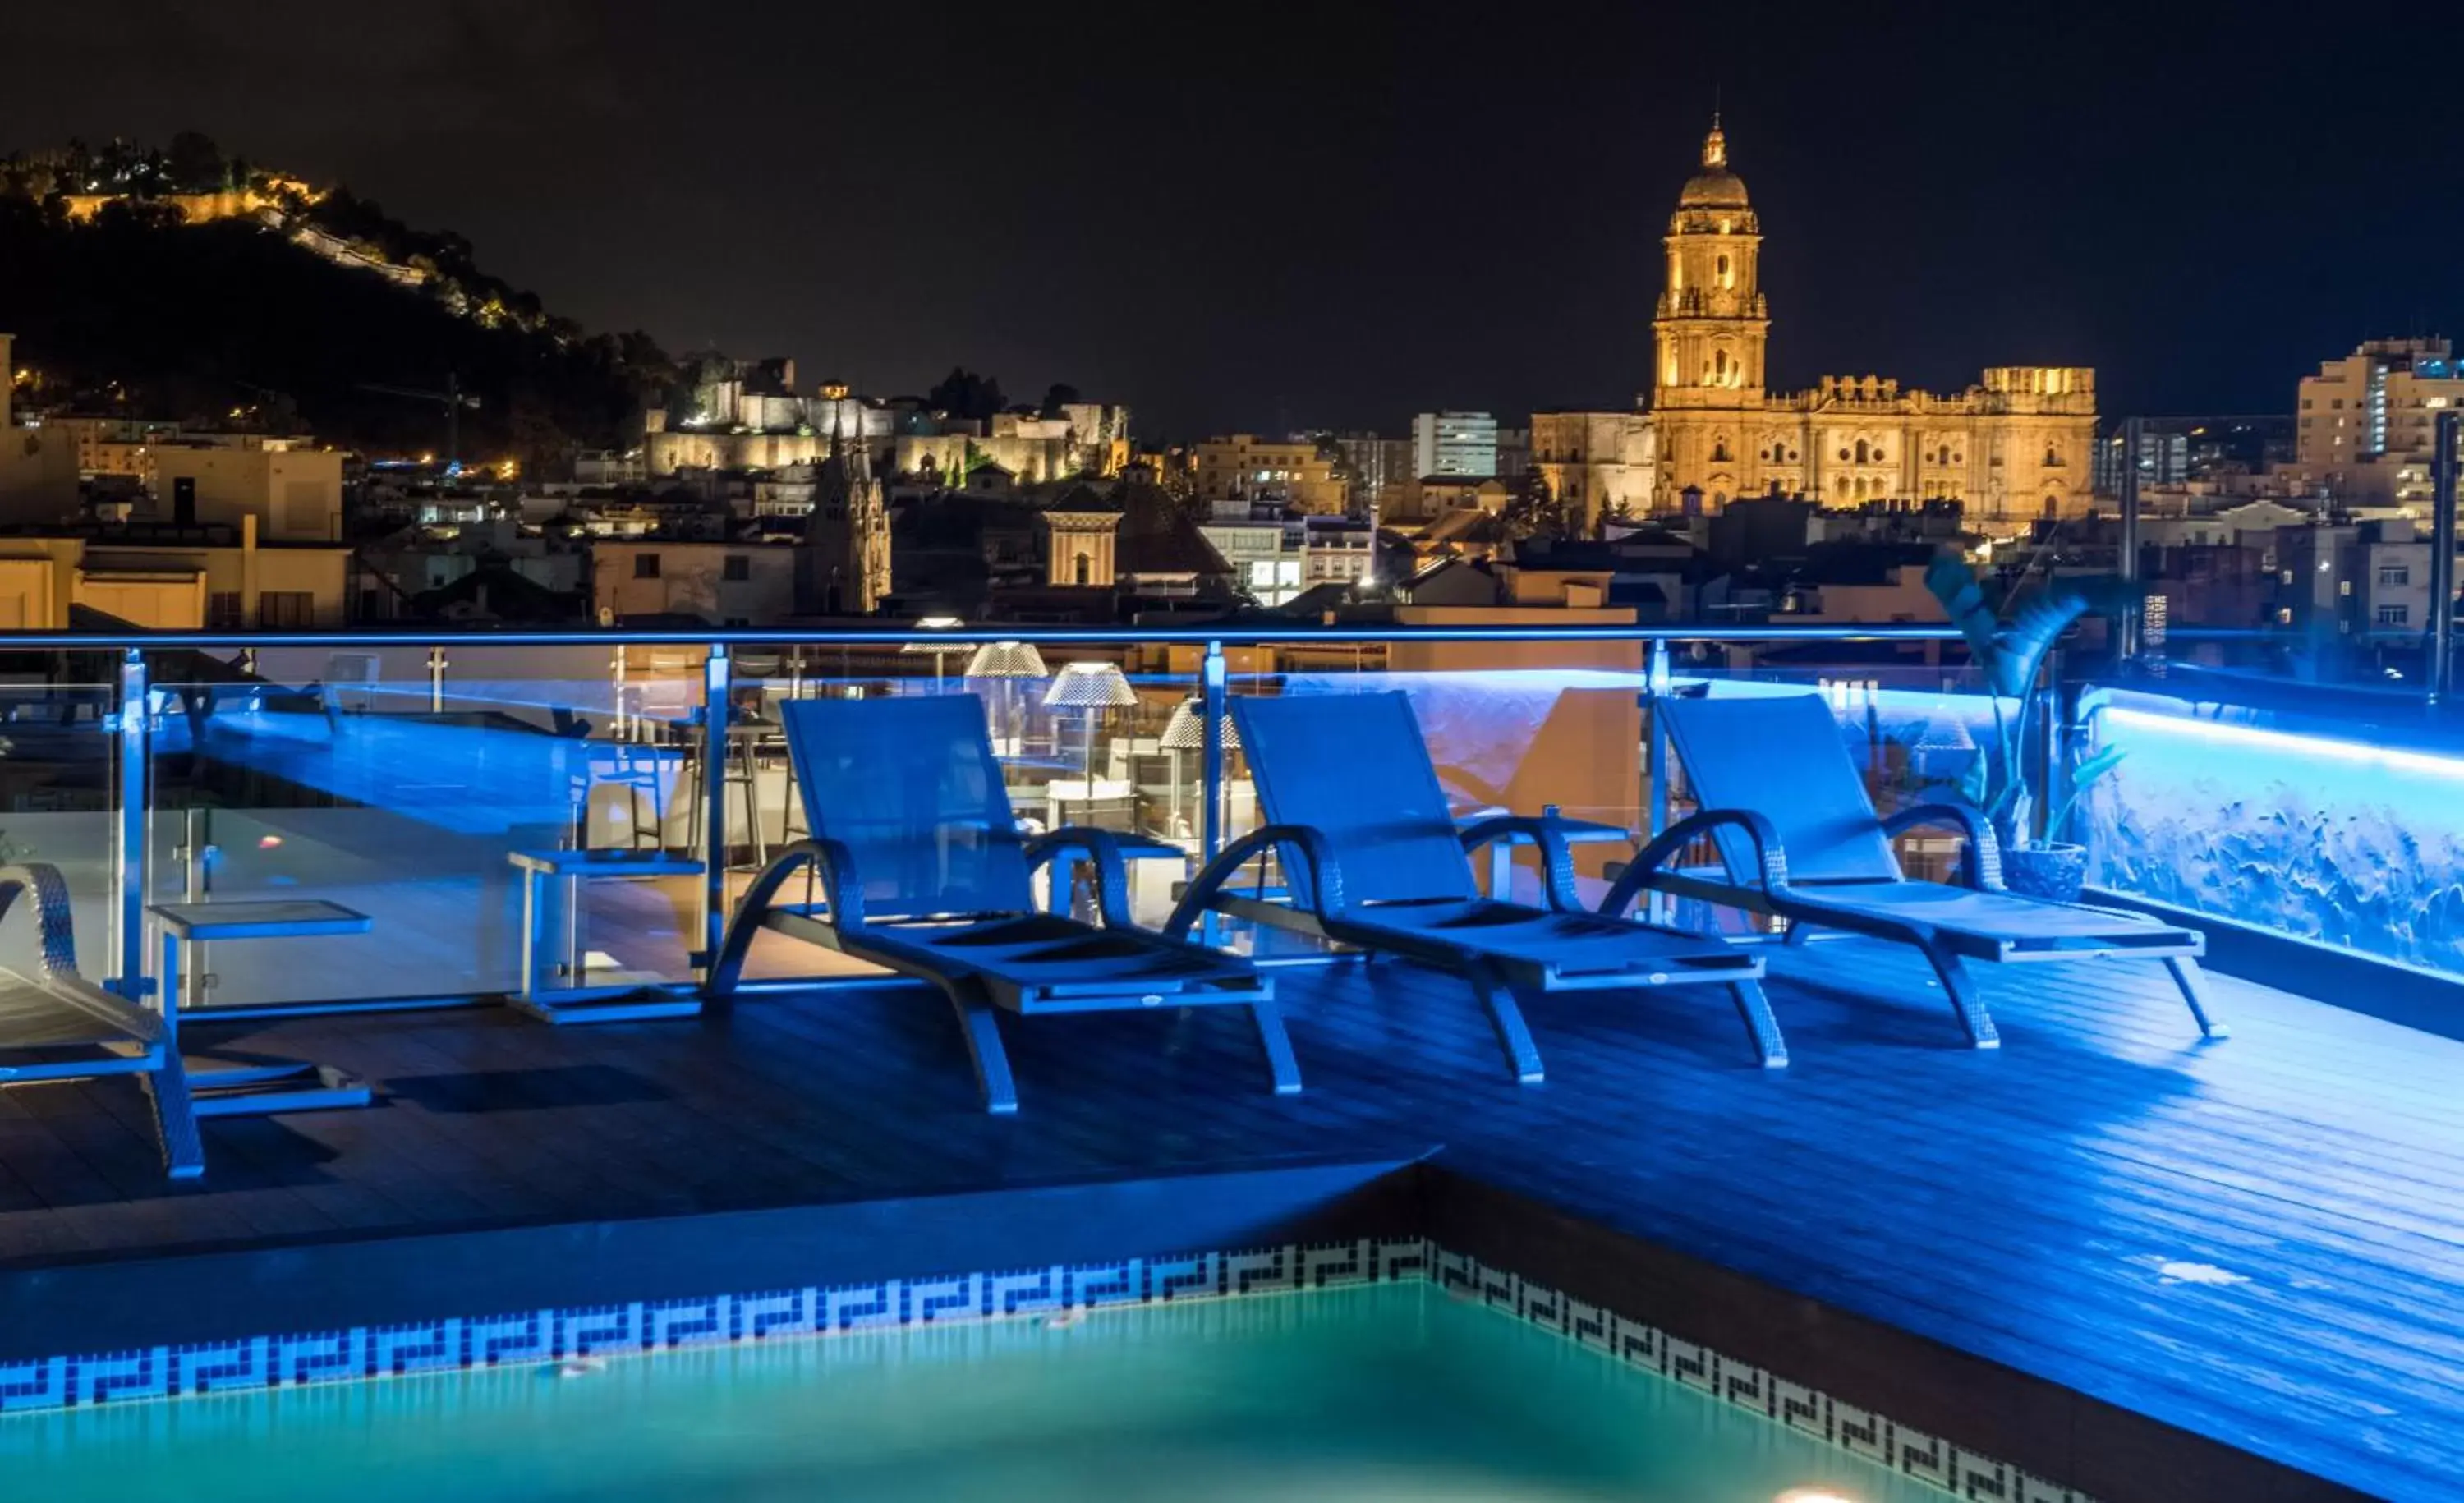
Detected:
left=1440, top=1250, right=2094, bottom=1503
left=0, top=1236, right=2081, bottom=1501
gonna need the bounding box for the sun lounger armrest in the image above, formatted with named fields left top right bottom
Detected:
left=0, top=862, right=86, bottom=986
left=1165, top=824, right=1349, bottom=940
left=1879, top=802, right=2005, bottom=890
left=1601, top=809, right=1791, bottom=917
left=1024, top=826, right=1134, bottom=927
left=738, top=838, right=870, bottom=933
left=1458, top=815, right=1588, bottom=913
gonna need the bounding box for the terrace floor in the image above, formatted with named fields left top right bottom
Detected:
left=0, top=938, right=2453, bottom=1499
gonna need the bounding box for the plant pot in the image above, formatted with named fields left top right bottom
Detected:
left=2001, top=841, right=2087, bottom=903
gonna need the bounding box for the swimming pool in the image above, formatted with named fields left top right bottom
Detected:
left=2, top=1283, right=1938, bottom=1502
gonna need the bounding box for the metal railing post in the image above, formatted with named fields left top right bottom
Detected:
left=1643, top=638, right=1673, bottom=926
left=426, top=644, right=448, bottom=713
left=110, top=648, right=149, bottom=1000
left=2430, top=411, right=2458, bottom=705
left=697, top=644, right=732, bottom=978
left=2118, top=416, right=2143, bottom=661
left=1200, top=641, right=1226, bottom=865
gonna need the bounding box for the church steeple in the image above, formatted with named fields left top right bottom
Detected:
left=1654, top=114, right=1768, bottom=406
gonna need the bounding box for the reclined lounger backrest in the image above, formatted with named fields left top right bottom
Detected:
left=1653, top=692, right=1905, bottom=885
left=1231, top=691, right=1480, bottom=907
left=781, top=694, right=1037, bottom=920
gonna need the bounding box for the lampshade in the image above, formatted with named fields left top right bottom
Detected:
left=1159, top=696, right=1239, bottom=750
left=1043, top=660, right=1138, bottom=709
left=963, top=641, right=1048, bottom=679
left=900, top=617, right=965, bottom=653
left=1911, top=709, right=1978, bottom=753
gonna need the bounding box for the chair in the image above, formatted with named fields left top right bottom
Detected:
left=1167, top=692, right=1782, bottom=1079
left=706, top=694, right=1293, bottom=1113
left=0, top=863, right=202, bottom=1179
left=1612, top=691, right=2224, bottom=1049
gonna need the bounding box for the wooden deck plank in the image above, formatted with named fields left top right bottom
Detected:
left=0, top=941, right=2455, bottom=1496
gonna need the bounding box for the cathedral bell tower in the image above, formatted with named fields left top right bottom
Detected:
left=1650, top=117, right=1768, bottom=505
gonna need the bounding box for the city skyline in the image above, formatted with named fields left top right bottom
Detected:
left=4, top=2, right=2460, bottom=436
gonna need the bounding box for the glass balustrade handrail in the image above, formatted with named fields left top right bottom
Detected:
left=0, top=622, right=1965, bottom=650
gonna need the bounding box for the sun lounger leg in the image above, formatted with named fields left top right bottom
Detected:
left=1923, top=945, right=2001, bottom=1049
left=2166, top=957, right=2231, bottom=1040
left=142, top=1049, right=205, bottom=1180
left=943, top=986, right=1019, bottom=1115
left=1465, top=963, right=1544, bottom=1084
left=1783, top=920, right=1814, bottom=947
left=1729, top=980, right=1789, bottom=1069
left=1248, top=1000, right=1303, bottom=1095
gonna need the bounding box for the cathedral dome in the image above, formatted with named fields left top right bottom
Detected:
left=1678, top=118, right=1749, bottom=209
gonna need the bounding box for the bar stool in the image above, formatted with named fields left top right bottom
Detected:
left=682, top=721, right=768, bottom=869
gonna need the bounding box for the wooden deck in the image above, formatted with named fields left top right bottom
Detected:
left=0, top=939, right=2453, bottom=1499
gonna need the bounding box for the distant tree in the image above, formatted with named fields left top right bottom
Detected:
left=1501, top=467, right=1568, bottom=540
left=926, top=366, right=1005, bottom=422
left=165, top=131, right=224, bottom=193
left=1038, top=382, right=1081, bottom=417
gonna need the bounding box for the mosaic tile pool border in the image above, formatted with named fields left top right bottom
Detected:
left=0, top=1235, right=2087, bottom=1502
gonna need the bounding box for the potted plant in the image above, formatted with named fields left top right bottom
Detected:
left=1920, top=553, right=2128, bottom=903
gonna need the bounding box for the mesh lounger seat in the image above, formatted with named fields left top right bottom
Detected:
left=1167, top=692, right=1782, bottom=1079
left=0, top=864, right=201, bottom=1179
left=706, top=694, right=1291, bottom=1113
left=1610, top=692, right=2224, bottom=1049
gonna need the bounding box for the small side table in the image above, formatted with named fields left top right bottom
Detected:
left=149, top=901, right=376, bottom=1117
left=507, top=848, right=706, bottom=1025
left=1039, top=834, right=1191, bottom=922
left=1458, top=807, right=1635, bottom=903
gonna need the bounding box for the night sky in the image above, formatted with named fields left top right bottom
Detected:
left=4, top=2, right=2460, bottom=438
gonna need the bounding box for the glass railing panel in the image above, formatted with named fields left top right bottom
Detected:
left=2080, top=683, right=2464, bottom=981
left=1648, top=641, right=2007, bottom=895
left=145, top=642, right=696, bottom=1007
left=0, top=654, right=123, bottom=987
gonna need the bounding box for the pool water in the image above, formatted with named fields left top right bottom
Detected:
left=0, top=1285, right=1942, bottom=1501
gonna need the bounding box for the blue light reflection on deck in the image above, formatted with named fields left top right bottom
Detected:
left=2085, top=696, right=2464, bottom=977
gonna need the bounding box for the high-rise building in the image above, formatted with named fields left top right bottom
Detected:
left=1645, top=118, right=2097, bottom=525
left=2094, top=429, right=2192, bottom=494
left=1411, top=411, right=1498, bottom=478
left=2293, top=338, right=2462, bottom=507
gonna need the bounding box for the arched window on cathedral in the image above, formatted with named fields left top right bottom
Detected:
left=2043, top=444, right=2062, bottom=467
left=1834, top=473, right=1849, bottom=496
left=1854, top=439, right=1869, bottom=464
left=1716, top=253, right=1731, bottom=287
left=1073, top=553, right=1092, bottom=586
left=1712, top=437, right=1732, bottom=462
left=1713, top=349, right=1730, bottom=381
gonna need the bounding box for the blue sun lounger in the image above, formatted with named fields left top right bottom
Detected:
left=706, top=694, right=1293, bottom=1112
left=1609, top=691, right=2223, bottom=1049
left=1167, top=692, right=1782, bottom=1078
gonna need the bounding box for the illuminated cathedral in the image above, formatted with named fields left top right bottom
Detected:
left=1648, top=119, right=2097, bottom=526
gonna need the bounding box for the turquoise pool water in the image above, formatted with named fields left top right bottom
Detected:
left=0, top=1285, right=1941, bottom=1501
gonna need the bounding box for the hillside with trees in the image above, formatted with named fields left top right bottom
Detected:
left=0, top=135, right=674, bottom=471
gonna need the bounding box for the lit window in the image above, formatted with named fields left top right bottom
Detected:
left=2277, top=608, right=2293, bottom=623
left=2377, top=604, right=2411, bottom=626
